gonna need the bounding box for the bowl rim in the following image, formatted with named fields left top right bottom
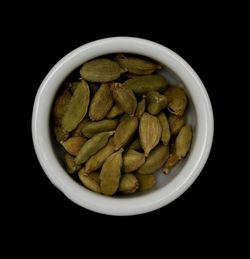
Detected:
left=32, top=36, right=214, bottom=216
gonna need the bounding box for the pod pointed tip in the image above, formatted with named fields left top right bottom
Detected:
left=163, top=168, right=169, bottom=175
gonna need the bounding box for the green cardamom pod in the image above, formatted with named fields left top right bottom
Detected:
left=123, top=75, right=168, bottom=95
left=122, top=149, right=145, bottom=173
left=175, top=125, right=192, bottom=158
left=80, top=58, right=125, bottom=83
left=137, top=145, right=169, bottom=174
left=115, top=54, right=161, bottom=75
left=118, top=174, right=139, bottom=194
left=147, top=91, right=168, bottom=115
left=163, top=85, right=187, bottom=116
left=111, top=82, right=137, bottom=115
left=82, top=119, right=118, bottom=138
left=75, top=131, right=115, bottom=165
left=62, top=80, right=90, bottom=132
left=89, top=83, right=114, bottom=121
left=157, top=112, right=171, bottom=146
left=100, top=149, right=124, bottom=195
left=113, top=116, right=138, bottom=150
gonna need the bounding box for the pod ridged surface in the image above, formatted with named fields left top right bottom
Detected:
left=115, top=54, right=160, bottom=75
left=163, top=86, right=187, bottom=116
left=80, top=58, right=123, bottom=83
left=62, top=136, right=87, bottom=156
left=113, top=116, right=138, bottom=150
left=137, top=145, right=169, bottom=174
left=89, top=83, right=113, bottom=121
left=62, top=80, right=90, bottom=132
left=85, top=137, right=116, bottom=173
left=100, top=149, right=123, bottom=195
left=123, top=75, right=167, bottom=95
left=139, top=112, right=162, bottom=157
left=106, top=104, right=124, bottom=119
left=157, top=112, right=171, bottom=146
left=118, top=174, right=139, bottom=194
left=53, top=89, right=71, bottom=126
left=135, top=174, right=156, bottom=192
left=175, top=125, right=192, bottom=158
left=75, top=131, right=114, bottom=165
left=111, top=83, right=137, bottom=115
left=122, top=149, right=145, bottom=173
left=168, top=115, right=185, bottom=136
left=82, top=119, right=118, bottom=138
left=78, top=168, right=101, bottom=193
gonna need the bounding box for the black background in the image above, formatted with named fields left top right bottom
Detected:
left=5, top=1, right=244, bottom=246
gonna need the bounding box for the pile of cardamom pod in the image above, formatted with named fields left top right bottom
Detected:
left=52, top=54, right=192, bottom=196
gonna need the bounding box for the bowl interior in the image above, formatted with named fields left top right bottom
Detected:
left=49, top=53, right=197, bottom=198
left=33, top=37, right=213, bottom=215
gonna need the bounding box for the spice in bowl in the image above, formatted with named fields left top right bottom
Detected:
left=52, top=54, right=193, bottom=196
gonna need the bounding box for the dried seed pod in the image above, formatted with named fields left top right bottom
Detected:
left=135, top=95, right=146, bottom=118
left=78, top=168, right=101, bottom=193
left=137, top=145, right=169, bottom=174
left=163, top=85, right=187, bottom=116
left=85, top=137, right=116, bottom=173
left=115, top=54, right=160, bottom=75
left=118, top=174, right=139, bottom=194
left=175, top=125, right=192, bottom=158
left=100, top=149, right=123, bottom=195
left=106, top=104, right=124, bottom=119
left=122, top=149, right=145, bottom=173
left=139, top=112, right=162, bottom=157
left=157, top=112, right=171, bottom=146
left=162, top=153, right=180, bottom=175
left=89, top=83, right=113, bottom=121
left=111, top=82, right=137, bottom=115
left=71, top=118, right=90, bottom=137
left=88, top=172, right=100, bottom=183
left=168, top=114, right=185, bottom=136
left=127, top=137, right=142, bottom=150
left=147, top=91, right=168, bottom=115
left=53, top=89, right=71, bottom=125
left=62, top=80, right=90, bottom=132
left=135, top=174, right=156, bottom=192
left=61, top=136, right=87, bottom=156
left=123, top=75, right=168, bottom=95
left=81, top=119, right=118, bottom=138
left=80, top=58, right=125, bottom=83
left=113, top=116, right=138, bottom=150
left=65, top=153, right=81, bottom=174
left=53, top=126, right=70, bottom=143
left=75, top=131, right=115, bottom=165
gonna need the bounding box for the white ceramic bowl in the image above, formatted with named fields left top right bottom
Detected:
left=32, top=37, right=214, bottom=216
